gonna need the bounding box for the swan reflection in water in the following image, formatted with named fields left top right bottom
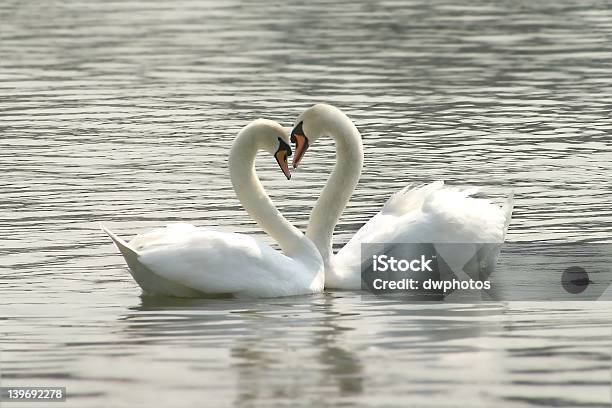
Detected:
left=117, top=294, right=511, bottom=406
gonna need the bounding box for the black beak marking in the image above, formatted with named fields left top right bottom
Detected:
left=276, top=137, right=292, bottom=156
left=290, top=121, right=304, bottom=143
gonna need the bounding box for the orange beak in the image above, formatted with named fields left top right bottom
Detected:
left=275, top=149, right=291, bottom=180
left=291, top=134, right=309, bottom=169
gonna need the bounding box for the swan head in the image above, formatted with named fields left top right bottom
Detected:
left=241, top=119, right=293, bottom=180
left=290, top=103, right=340, bottom=168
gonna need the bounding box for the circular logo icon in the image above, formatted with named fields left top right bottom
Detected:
left=561, top=266, right=590, bottom=294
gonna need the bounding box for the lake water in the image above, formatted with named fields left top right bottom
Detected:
left=1, top=0, right=612, bottom=407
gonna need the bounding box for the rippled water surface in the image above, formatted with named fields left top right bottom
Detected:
left=1, top=0, right=612, bottom=407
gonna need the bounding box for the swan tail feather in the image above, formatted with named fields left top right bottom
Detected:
left=101, top=224, right=140, bottom=262
left=101, top=224, right=206, bottom=297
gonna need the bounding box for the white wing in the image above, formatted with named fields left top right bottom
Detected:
left=104, top=224, right=321, bottom=298
left=330, top=181, right=513, bottom=289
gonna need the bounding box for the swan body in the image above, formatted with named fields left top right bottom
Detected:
left=104, top=120, right=324, bottom=298
left=290, top=104, right=513, bottom=290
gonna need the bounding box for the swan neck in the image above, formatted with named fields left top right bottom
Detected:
left=306, top=111, right=363, bottom=261
left=229, top=136, right=306, bottom=257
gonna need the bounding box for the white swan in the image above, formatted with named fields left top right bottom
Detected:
left=103, top=119, right=324, bottom=298
left=289, top=104, right=513, bottom=289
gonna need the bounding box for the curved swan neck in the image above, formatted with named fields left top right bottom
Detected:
left=229, top=132, right=306, bottom=257
left=306, top=108, right=364, bottom=262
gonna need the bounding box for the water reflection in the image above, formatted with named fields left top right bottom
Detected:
left=114, top=295, right=612, bottom=407
left=314, top=295, right=364, bottom=396
left=119, top=295, right=366, bottom=405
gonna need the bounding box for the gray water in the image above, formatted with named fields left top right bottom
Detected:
left=1, top=0, right=612, bottom=407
